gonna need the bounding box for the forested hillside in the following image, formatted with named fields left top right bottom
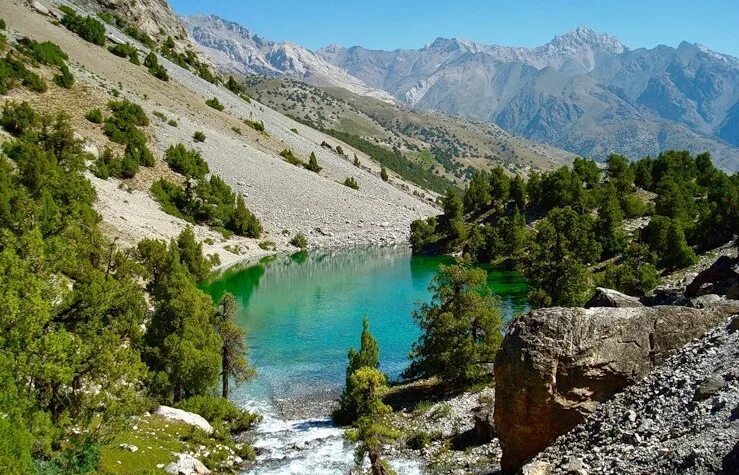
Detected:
left=412, top=151, right=739, bottom=306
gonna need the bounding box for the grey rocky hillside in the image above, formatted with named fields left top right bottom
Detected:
left=5, top=0, right=437, bottom=268
left=318, top=27, right=739, bottom=171
left=524, top=313, right=739, bottom=474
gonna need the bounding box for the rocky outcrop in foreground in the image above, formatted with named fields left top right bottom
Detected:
left=524, top=315, right=739, bottom=474
left=493, top=303, right=739, bottom=472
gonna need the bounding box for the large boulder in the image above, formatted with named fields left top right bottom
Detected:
left=155, top=406, right=213, bottom=434
left=584, top=287, right=643, bottom=308
left=493, top=302, right=739, bottom=473
left=685, top=255, right=739, bottom=298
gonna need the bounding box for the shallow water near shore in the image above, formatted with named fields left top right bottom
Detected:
left=203, top=246, right=529, bottom=474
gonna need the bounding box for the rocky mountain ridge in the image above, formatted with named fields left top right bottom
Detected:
left=317, top=28, right=739, bottom=171
left=181, top=14, right=396, bottom=103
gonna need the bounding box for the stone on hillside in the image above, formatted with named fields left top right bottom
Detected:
left=119, top=443, right=138, bottom=452
left=584, top=287, right=643, bottom=308
left=472, top=405, right=495, bottom=444
left=494, top=302, right=739, bottom=473
left=165, top=453, right=210, bottom=475
left=685, top=255, right=739, bottom=298
left=520, top=460, right=553, bottom=475
left=155, top=406, right=213, bottom=434
left=32, top=1, right=50, bottom=15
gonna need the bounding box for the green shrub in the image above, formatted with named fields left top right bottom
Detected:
left=144, top=52, right=168, bottom=81
left=290, top=128, right=298, bottom=134
left=123, top=26, right=155, bottom=49
left=17, top=38, right=68, bottom=67
left=225, top=76, right=244, bottom=95
left=108, top=43, right=140, bottom=65
left=22, top=69, right=47, bottom=92
left=102, top=100, right=153, bottom=178
left=85, top=108, right=103, bottom=124
left=92, top=147, right=123, bottom=179
left=165, top=143, right=209, bottom=179
left=168, top=119, right=178, bottom=127
left=153, top=111, right=167, bottom=121
left=59, top=6, right=106, bottom=45
left=289, top=233, right=308, bottom=250
left=1, top=101, right=39, bottom=136
left=193, top=131, right=205, bottom=142
left=305, top=152, right=322, bottom=173
left=279, top=148, right=303, bottom=166
left=150, top=178, right=188, bottom=219
left=53, top=64, right=74, bottom=89
left=406, top=431, right=432, bottom=450
left=205, top=97, right=224, bottom=111
left=175, top=395, right=260, bottom=433
left=343, top=176, right=359, bottom=190
left=244, top=119, right=264, bottom=132
left=259, top=240, right=276, bottom=251
left=381, top=166, right=389, bottom=182
left=0, top=18, right=6, bottom=30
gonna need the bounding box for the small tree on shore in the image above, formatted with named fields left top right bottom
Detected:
left=403, top=262, right=503, bottom=387
left=334, top=316, right=380, bottom=425
left=215, top=292, right=255, bottom=399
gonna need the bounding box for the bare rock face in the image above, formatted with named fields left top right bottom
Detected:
left=75, top=0, right=194, bottom=50
left=584, top=287, right=643, bottom=308
left=493, top=302, right=739, bottom=473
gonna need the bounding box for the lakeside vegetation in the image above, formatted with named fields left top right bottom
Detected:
left=0, top=99, right=258, bottom=471
left=411, top=153, right=738, bottom=306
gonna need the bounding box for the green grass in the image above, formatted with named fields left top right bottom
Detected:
left=99, top=415, right=190, bottom=474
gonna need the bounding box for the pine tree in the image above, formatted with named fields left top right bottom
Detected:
left=596, top=185, right=626, bottom=259
left=403, top=263, right=503, bottom=386
left=305, top=152, right=322, bottom=173
left=510, top=175, right=527, bottom=209
left=334, top=317, right=380, bottom=425
left=463, top=171, right=491, bottom=213
left=380, top=166, right=389, bottom=182
left=216, top=293, right=255, bottom=399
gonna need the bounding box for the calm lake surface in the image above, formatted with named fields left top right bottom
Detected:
left=202, top=246, right=529, bottom=474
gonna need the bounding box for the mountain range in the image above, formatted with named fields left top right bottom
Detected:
left=184, top=17, right=739, bottom=171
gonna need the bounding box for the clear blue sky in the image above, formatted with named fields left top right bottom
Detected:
left=170, top=0, right=739, bottom=58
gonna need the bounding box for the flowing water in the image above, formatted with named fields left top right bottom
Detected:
left=203, top=246, right=529, bottom=474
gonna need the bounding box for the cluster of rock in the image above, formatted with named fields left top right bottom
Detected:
left=489, top=253, right=739, bottom=473
left=523, top=315, right=739, bottom=474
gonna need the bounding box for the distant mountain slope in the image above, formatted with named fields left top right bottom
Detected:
left=245, top=76, right=574, bottom=180
left=318, top=28, right=739, bottom=171
left=181, top=14, right=395, bottom=103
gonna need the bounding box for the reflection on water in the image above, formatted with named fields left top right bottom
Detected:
left=202, top=246, right=529, bottom=474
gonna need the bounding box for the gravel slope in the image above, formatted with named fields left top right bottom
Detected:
left=526, top=315, right=739, bottom=474
left=2, top=0, right=437, bottom=266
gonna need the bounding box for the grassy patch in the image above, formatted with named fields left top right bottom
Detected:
left=99, top=415, right=189, bottom=474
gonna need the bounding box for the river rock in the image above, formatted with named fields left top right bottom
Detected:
left=493, top=302, right=739, bottom=473
left=165, top=453, right=210, bottom=475
left=585, top=287, right=643, bottom=308
left=155, top=406, right=213, bottom=434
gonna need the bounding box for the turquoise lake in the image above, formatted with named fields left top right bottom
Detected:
left=203, top=246, right=530, bottom=407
